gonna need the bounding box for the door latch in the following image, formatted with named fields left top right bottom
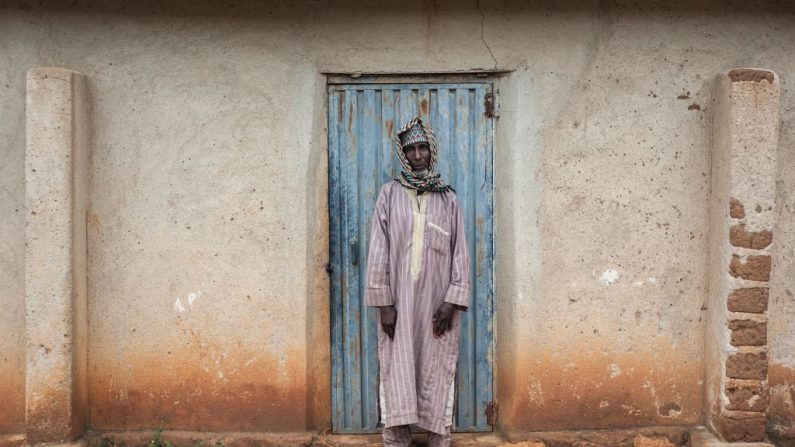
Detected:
left=486, top=401, right=498, bottom=425
left=484, top=92, right=499, bottom=119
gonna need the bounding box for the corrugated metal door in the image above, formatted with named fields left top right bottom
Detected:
left=328, top=82, right=494, bottom=433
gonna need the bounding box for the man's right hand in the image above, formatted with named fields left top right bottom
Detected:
left=379, top=305, right=397, bottom=340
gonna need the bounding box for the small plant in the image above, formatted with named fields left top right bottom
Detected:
left=149, top=429, right=175, bottom=447
left=190, top=438, right=222, bottom=447
left=93, top=436, right=126, bottom=447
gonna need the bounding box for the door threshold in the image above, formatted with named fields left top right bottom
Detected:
left=317, top=432, right=503, bottom=447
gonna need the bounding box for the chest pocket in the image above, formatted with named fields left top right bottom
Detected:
left=426, top=220, right=451, bottom=255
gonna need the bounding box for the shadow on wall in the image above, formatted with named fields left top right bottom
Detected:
left=4, top=0, right=794, bottom=20
left=768, top=364, right=795, bottom=446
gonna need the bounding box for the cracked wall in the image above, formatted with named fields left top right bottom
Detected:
left=0, top=0, right=794, bottom=436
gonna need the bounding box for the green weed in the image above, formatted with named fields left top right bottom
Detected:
left=149, top=429, right=174, bottom=447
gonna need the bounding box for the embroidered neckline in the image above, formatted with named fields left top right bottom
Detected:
left=405, top=188, right=429, bottom=280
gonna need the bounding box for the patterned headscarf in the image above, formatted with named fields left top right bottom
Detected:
left=394, top=117, right=452, bottom=193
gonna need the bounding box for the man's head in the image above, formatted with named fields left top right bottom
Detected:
left=402, top=142, right=431, bottom=174
left=393, top=117, right=451, bottom=193
left=399, top=121, right=432, bottom=174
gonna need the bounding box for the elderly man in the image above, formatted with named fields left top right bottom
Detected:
left=364, top=117, right=470, bottom=447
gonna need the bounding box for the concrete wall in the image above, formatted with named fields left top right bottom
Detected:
left=0, top=10, right=38, bottom=434
left=0, top=0, right=794, bottom=437
left=770, top=73, right=795, bottom=444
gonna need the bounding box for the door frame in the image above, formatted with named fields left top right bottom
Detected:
left=323, top=75, right=499, bottom=433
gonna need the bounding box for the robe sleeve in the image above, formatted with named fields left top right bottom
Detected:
left=364, top=185, right=394, bottom=307
left=443, top=195, right=470, bottom=309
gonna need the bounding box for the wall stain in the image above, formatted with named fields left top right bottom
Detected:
left=0, top=371, right=25, bottom=434
left=768, top=363, right=795, bottom=446
left=501, top=347, right=702, bottom=431
left=89, top=350, right=306, bottom=431
left=26, top=387, right=75, bottom=443
left=87, top=210, right=102, bottom=232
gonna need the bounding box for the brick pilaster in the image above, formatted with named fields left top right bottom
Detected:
left=706, top=69, right=779, bottom=443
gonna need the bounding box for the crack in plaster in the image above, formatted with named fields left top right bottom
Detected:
left=476, top=0, right=498, bottom=70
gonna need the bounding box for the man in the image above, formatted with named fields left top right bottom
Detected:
left=364, top=116, right=470, bottom=447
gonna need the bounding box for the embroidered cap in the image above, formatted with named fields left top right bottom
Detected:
left=398, top=122, right=429, bottom=148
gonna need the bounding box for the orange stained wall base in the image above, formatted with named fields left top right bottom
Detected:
left=89, top=349, right=307, bottom=431
left=500, top=348, right=703, bottom=431
left=0, top=371, right=24, bottom=434
left=768, top=363, right=795, bottom=444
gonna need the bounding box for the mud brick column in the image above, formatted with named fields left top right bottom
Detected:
left=25, top=68, right=89, bottom=444
left=706, top=69, right=779, bottom=443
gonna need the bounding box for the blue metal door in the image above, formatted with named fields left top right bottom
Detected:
left=328, top=82, right=494, bottom=433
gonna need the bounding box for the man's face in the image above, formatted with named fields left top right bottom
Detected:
left=403, top=142, right=431, bottom=173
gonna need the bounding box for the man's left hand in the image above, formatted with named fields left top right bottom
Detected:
left=432, top=302, right=457, bottom=337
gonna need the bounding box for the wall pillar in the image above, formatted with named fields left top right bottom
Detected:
left=25, top=68, right=89, bottom=444
left=706, top=69, right=779, bottom=442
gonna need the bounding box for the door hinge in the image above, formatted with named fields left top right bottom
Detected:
left=485, top=401, right=498, bottom=425
left=325, top=263, right=334, bottom=274
left=484, top=92, right=499, bottom=119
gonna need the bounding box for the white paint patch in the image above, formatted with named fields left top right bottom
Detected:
left=624, top=405, right=643, bottom=416
left=609, top=364, right=621, bottom=378
left=173, top=298, right=186, bottom=313
left=527, top=380, right=545, bottom=406
left=633, top=281, right=644, bottom=287
left=175, top=291, right=202, bottom=313
left=109, top=378, right=129, bottom=401
left=647, top=277, right=657, bottom=284
left=599, top=269, right=619, bottom=285
left=277, top=355, right=289, bottom=381
left=643, top=380, right=660, bottom=407
left=187, top=291, right=201, bottom=308
left=599, top=400, right=610, bottom=409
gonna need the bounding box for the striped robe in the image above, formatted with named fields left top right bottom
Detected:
left=364, top=180, right=470, bottom=435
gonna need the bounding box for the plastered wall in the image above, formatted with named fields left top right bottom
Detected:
left=769, top=80, right=795, bottom=443
left=0, top=0, right=794, bottom=436
left=0, top=15, right=39, bottom=433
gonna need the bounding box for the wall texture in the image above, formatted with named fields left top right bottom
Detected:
left=705, top=70, right=779, bottom=443
left=24, top=67, right=91, bottom=443
left=0, top=0, right=793, bottom=438
left=769, top=71, right=795, bottom=444
left=0, top=10, right=40, bottom=435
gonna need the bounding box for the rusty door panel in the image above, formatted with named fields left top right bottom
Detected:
left=328, top=83, right=494, bottom=433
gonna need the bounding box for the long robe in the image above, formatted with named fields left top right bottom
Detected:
left=364, top=180, right=470, bottom=435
